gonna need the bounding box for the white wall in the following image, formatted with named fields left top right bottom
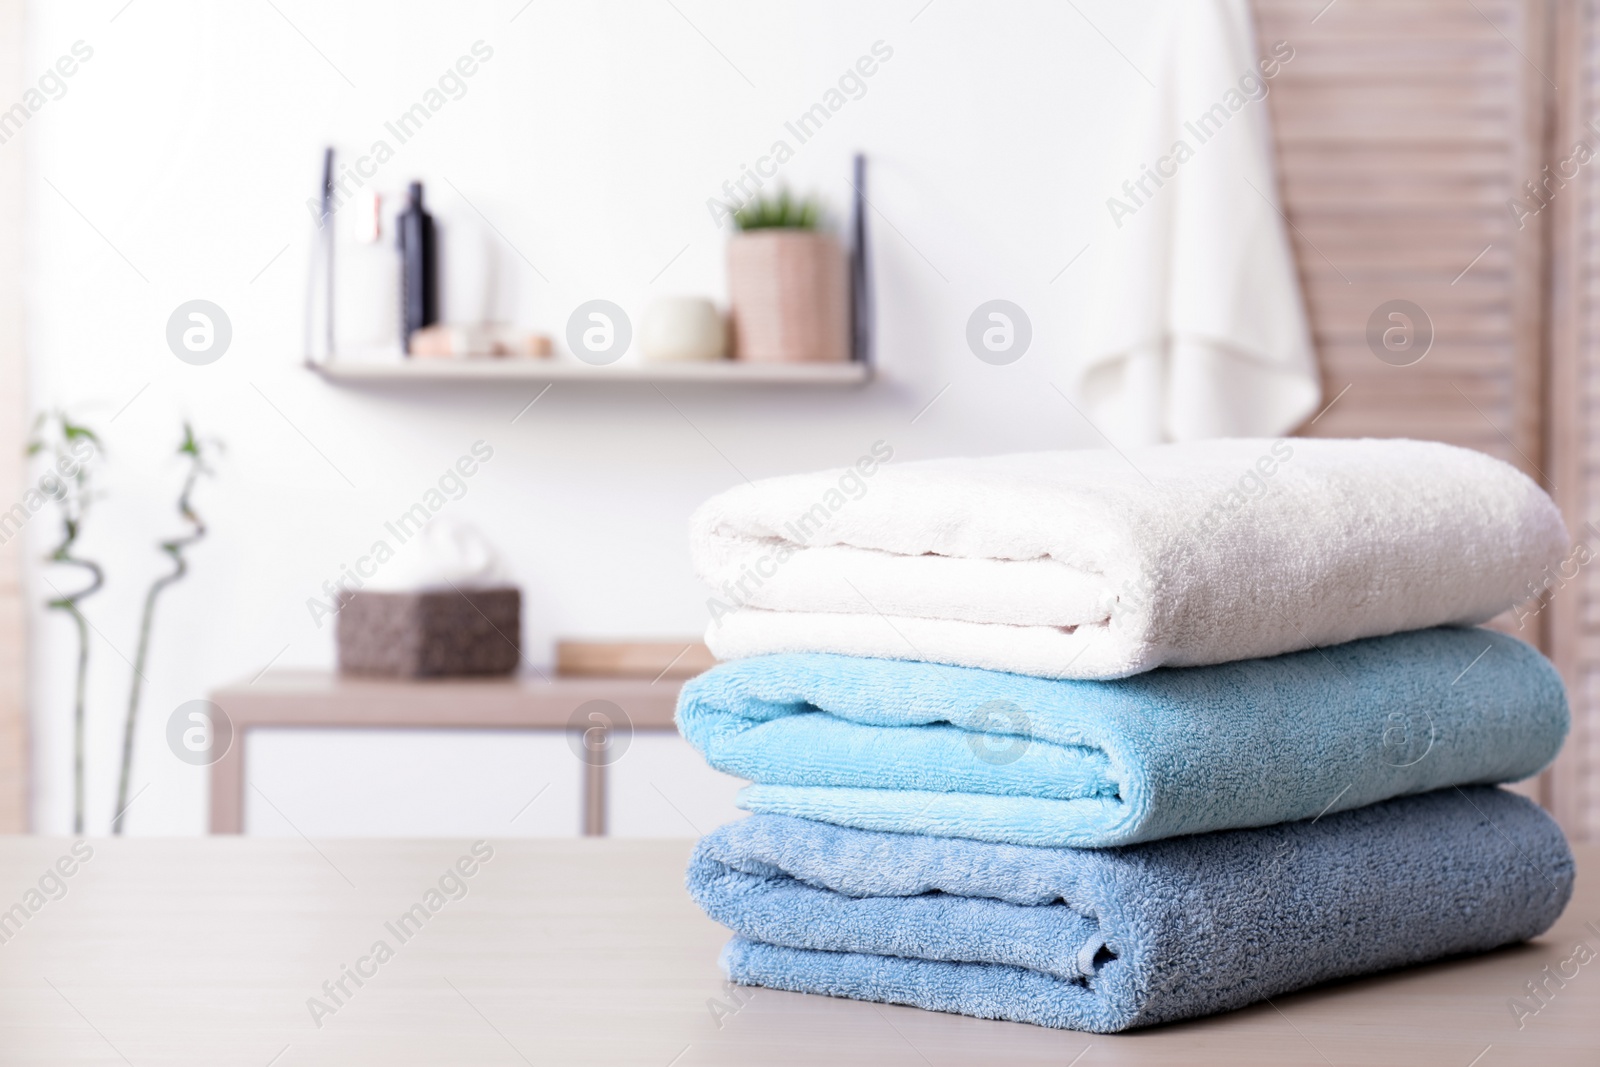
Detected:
left=20, top=0, right=1157, bottom=833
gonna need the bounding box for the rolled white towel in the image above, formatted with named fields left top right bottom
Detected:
left=691, top=438, right=1568, bottom=679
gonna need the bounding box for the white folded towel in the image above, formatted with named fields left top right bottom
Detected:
left=691, top=439, right=1567, bottom=679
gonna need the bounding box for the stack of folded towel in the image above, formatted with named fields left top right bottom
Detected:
left=676, top=438, right=1578, bottom=1032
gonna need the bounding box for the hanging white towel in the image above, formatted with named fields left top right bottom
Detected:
left=1069, top=0, right=1318, bottom=446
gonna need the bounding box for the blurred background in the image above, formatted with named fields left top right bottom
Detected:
left=0, top=0, right=1593, bottom=842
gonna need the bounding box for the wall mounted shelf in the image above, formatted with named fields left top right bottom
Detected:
left=308, top=155, right=877, bottom=392
left=309, top=359, right=872, bottom=386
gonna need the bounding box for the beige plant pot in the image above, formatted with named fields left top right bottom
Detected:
left=726, top=231, right=850, bottom=363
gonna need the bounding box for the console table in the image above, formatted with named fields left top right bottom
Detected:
left=207, top=671, right=681, bottom=834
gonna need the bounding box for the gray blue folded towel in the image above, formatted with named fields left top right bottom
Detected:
left=678, top=628, right=1566, bottom=847
left=688, top=788, right=1573, bottom=1032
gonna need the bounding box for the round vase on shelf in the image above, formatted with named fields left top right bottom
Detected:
left=726, top=230, right=850, bottom=363
left=639, top=297, right=727, bottom=363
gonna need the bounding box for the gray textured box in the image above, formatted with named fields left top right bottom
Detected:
left=337, top=587, right=521, bottom=677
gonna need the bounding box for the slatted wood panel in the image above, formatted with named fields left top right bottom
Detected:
left=1255, top=0, right=1568, bottom=821
left=1549, top=0, right=1599, bottom=840
left=1255, top=0, right=1547, bottom=471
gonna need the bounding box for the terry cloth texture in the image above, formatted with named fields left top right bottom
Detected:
left=676, top=628, right=1568, bottom=847
left=688, top=788, right=1574, bottom=1033
left=691, top=438, right=1568, bottom=679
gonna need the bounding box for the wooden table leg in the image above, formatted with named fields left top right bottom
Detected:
left=583, top=727, right=607, bottom=836
left=209, top=725, right=245, bottom=834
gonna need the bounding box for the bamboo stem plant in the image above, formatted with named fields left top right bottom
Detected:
left=27, top=413, right=102, bottom=835
left=113, top=424, right=213, bottom=835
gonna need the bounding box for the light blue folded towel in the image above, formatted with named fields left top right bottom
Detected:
left=677, top=628, right=1567, bottom=847
left=689, top=787, right=1574, bottom=1032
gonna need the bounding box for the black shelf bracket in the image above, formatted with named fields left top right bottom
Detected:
left=850, top=152, right=874, bottom=367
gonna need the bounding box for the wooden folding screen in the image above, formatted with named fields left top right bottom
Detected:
left=1255, top=0, right=1599, bottom=831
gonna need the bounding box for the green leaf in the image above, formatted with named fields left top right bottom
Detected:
left=732, top=187, right=826, bottom=232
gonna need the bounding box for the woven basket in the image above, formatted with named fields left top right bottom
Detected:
left=726, top=231, right=850, bottom=363
left=337, top=587, right=520, bottom=677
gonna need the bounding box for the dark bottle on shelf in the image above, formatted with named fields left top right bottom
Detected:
left=397, top=181, right=438, bottom=353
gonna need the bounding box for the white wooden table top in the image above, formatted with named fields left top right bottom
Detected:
left=0, top=837, right=1594, bottom=1065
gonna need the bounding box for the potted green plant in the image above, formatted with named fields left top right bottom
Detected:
left=727, top=191, right=849, bottom=363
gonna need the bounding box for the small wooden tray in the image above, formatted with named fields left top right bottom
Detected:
left=555, top=639, right=716, bottom=679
